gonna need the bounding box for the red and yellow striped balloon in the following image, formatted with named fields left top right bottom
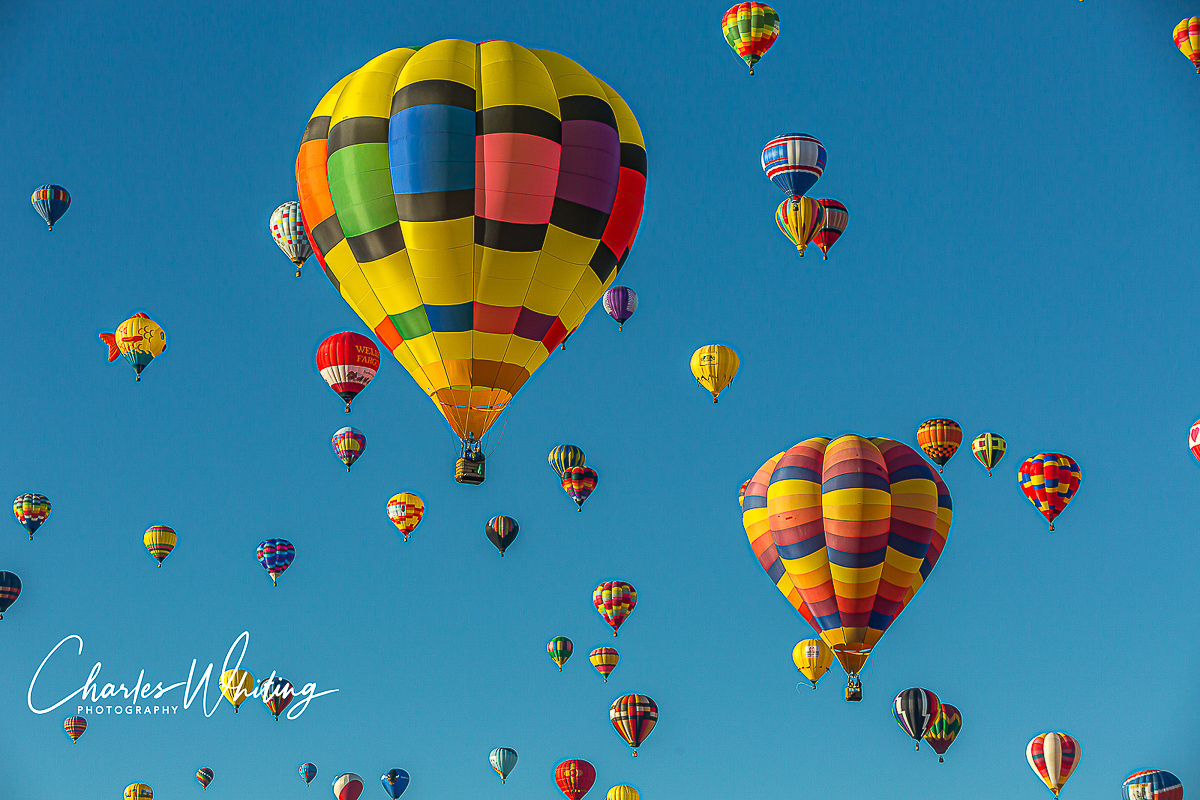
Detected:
left=609, top=694, right=658, bottom=756
left=1027, top=732, right=1080, bottom=798
left=916, top=419, right=962, bottom=472
left=1175, top=17, right=1200, bottom=73
left=1018, top=453, right=1081, bottom=531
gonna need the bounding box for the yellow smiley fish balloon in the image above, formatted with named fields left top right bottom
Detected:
left=99, top=313, right=166, bottom=381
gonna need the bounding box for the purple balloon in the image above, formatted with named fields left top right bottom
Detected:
left=602, top=287, right=638, bottom=331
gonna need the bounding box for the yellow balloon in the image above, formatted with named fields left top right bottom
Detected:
left=607, top=787, right=639, bottom=800
left=792, top=638, right=834, bottom=688
left=220, top=669, right=255, bottom=713
left=775, top=197, right=823, bottom=255
left=690, top=344, right=739, bottom=402
left=124, top=785, right=153, bottom=800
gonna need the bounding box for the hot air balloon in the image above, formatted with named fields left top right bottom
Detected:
left=562, top=466, right=598, bottom=510
left=690, top=344, right=739, bottom=402
left=261, top=675, right=294, bottom=720
left=549, top=445, right=586, bottom=478
left=1175, top=18, right=1200, bottom=73
left=143, top=525, right=176, bottom=567
left=296, top=42, right=647, bottom=479
left=301, top=764, right=318, bottom=786
left=380, top=769, right=410, bottom=799
left=1123, top=770, right=1183, bottom=800
left=1027, top=733, right=1080, bottom=798
left=1018, top=454, right=1081, bottom=530
left=257, top=539, right=295, bottom=585
left=31, top=185, right=70, bottom=230
left=99, top=313, right=166, bottom=381
left=762, top=133, right=825, bottom=198
left=0, top=571, right=21, bottom=619
left=610, top=694, right=657, bottom=756
left=196, top=768, right=214, bottom=791
left=893, top=688, right=941, bottom=751
left=738, top=479, right=750, bottom=509
left=486, top=515, right=519, bottom=556
left=316, top=332, right=379, bottom=412
left=812, top=199, right=848, bottom=260
left=13, top=493, right=50, bottom=540
left=333, top=773, right=364, bottom=800
left=64, top=715, right=87, bottom=742
left=124, top=784, right=153, bottom=800
left=741, top=435, right=953, bottom=700
left=917, top=419, right=962, bottom=473
left=593, top=581, right=636, bottom=636
left=548, top=636, right=573, bottom=671
left=775, top=197, right=823, bottom=255
left=555, top=759, right=596, bottom=800
left=607, top=788, right=638, bottom=800
left=792, top=638, right=833, bottom=688
left=490, top=747, right=518, bottom=784
left=220, top=668, right=255, bottom=712
left=721, top=3, right=779, bottom=75
left=271, top=201, right=314, bottom=276
left=1190, top=420, right=1200, bottom=465
left=387, top=493, right=423, bottom=541
left=971, top=432, right=1006, bottom=476
left=589, top=647, right=619, bottom=682
left=924, top=703, right=962, bottom=763
left=332, top=427, right=366, bottom=472
left=603, top=287, right=638, bottom=331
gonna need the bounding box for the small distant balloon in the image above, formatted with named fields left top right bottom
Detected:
left=490, top=747, right=518, bottom=784
left=1123, top=770, right=1183, bottom=800
left=271, top=201, right=313, bottom=277
left=722, top=3, right=779, bottom=75
left=261, top=675, right=294, bottom=721
left=387, top=493, right=424, bottom=542
left=64, top=715, right=87, bottom=742
left=924, top=703, right=962, bottom=763
left=690, top=344, right=739, bottom=402
left=603, top=287, right=638, bottom=331
left=332, top=773, right=364, bottom=800
left=1027, top=732, right=1080, bottom=798
left=99, top=313, right=166, bottom=381
left=917, top=419, right=962, bottom=473
left=762, top=133, right=825, bottom=198
left=792, top=638, right=833, bottom=688
left=143, top=525, right=176, bottom=567
left=380, top=769, right=410, bottom=799
left=257, top=539, right=295, bottom=585
left=31, top=184, right=70, bottom=230
left=775, top=197, right=823, bottom=255
left=332, top=426, right=366, bottom=472
left=219, top=669, right=255, bottom=712
left=892, top=688, right=941, bottom=750
left=562, top=466, right=598, bottom=511
left=548, top=636, right=573, bottom=671
left=549, top=445, right=586, bottom=478
left=300, top=764, right=318, bottom=785
left=971, top=432, right=1006, bottom=476
left=555, top=760, right=596, bottom=800
left=589, top=647, right=619, bottom=682
left=13, top=493, right=50, bottom=540
left=1018, top=454, right=1081, bottom=531
left=1175, top=18, right=1200, bottom=73
left=594, top=581, right=636, bottom=636
left=317, top=332, right=379, bottom=412
left=485, top=515, right=519, bottom=556
left=124, top=784, right=153, bottom=800
left=610, top=694, right=658, bottom=756
left=0, top=571, right=21, bottom=619
left=607, top=788, right=638, bottom=800
left=196, top=768, right=214, bottom=791
left=812, top=199, right=848, bottom=259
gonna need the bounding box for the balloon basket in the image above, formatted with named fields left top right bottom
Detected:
left=456, top=456, right=486, bottom=485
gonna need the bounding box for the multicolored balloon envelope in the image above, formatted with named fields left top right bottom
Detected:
left=332, top=426, right=366, bottom=471
left=812, top=199, right=848, bottom=259
left=917, top=418, right=962, bottom=472
left=485, top=515, right=519, bottom=556
left=594, top=581, right=636, bottom=635
left=1027, top=732, right=1080, bottom=798
left=0, top=571, right=21, bottom=619
left=603, top=286, right=638, bottom=330
left=271, top=201, right=314, bottom=276
left=721, top=3, right=780, bottom=75
left=296, top=41, right=647, bottom=455
left=548, top=636, right=573, bottom=670
left=741, top=435, right=953, bottom=689
left=775, top=197, right=823, bottom=255
left=196, top=768, right=214, bottom=791
left=892, top=688, right=940, bottom=750
left=1123, top=770, right=1183, bottom=800
left=549, top=445, right=586, bottom=478
left=490, top=747, right=518, bottom=783
left=31, top=184, right=70, bottom=230
left=13, top=493, right=50, bottom=540
left=124, top=784, right=153, bottom=800
left=610, top=694, right=657, bottom=756
left=99, top=313, right=166, bottom=381
left=387, top=493, right=424, bottom=541
left=300, top=764, right=318, bottom=785
left=972, top=432, right=1006, bottom=476
left=380, top=769, right=410, bottom=799
left=64, top=715, right=87, bottom=742
left=1175, top=18, right=1200, bottom=73
left=332, top=773, right=364, bottom=800
left=261, top=675, right=294, bottom=720
left=316, top=332, right=379, bottom=412
left=1018, top=453, right=1081, bottom=530
left=589, top=647, right=619, bottom=682
left=257, top=538, right=295, bottom=585
left=924, top=703, right=962, bottom=762
left=143, top=525, right=176, bottom=566
left=762, top=133, right=825, bottom=198
left=690, top=344, right=739, bottom=402
left=562, top=466, right=598, bottom=510
left=555, top=759, right=596, bottom=800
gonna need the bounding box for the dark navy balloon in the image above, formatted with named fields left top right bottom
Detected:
left=380, top=769, right=409, bottom=798
left=0, top=571, right=20, bottom=619
left=485, top=516, right=519, bottom=557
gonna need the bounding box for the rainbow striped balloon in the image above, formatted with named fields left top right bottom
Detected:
left=143, top=525, right=177, bottom=567
left=64, top=715, right=87, bottom=742
left=332, top=426, right=366, bottom=472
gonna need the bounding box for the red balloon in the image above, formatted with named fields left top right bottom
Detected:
left=316, top=332, right=380, bottom=412
left=561, top=466, right=598, bottom=511
left=554, top=759, right=596, bottom=800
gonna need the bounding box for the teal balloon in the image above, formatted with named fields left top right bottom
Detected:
left=489, top=748, right=517, bottom=783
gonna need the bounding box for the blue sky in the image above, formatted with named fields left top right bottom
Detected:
left=1, top=0, right=1197, bottom=797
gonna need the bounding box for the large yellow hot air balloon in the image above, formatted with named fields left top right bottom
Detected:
left=690, top=344, right=739, bottom=402
left=219, top=669, right=255, bottom=713
left=296, top=42, right=647, bottom=471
